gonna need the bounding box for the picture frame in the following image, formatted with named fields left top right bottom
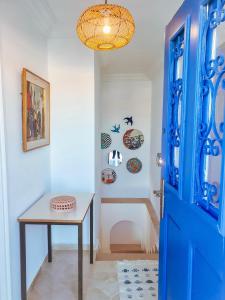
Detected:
left=22, top=68, right=50, bottom=152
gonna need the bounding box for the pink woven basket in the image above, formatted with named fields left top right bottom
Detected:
left=50, top=196, right=76, bottom=212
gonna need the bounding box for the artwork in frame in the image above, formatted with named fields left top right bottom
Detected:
left=22, top=68, right=50, bottom=152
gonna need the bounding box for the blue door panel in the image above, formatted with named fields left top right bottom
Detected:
left=166, top=216, right=190, bottom=300
left=165, top=190, right=225, bottom=276
left=160, top=188, right=225, bottom=299
left=160, top=0, right=225, bottom=298
left=191, top=249, right=224, bottom=300
left=159, top=217, right=168, bottom=300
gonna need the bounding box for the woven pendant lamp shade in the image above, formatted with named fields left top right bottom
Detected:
left=76, top=3, right=135, bottom=50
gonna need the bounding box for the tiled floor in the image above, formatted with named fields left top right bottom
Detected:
left=28, top=250, right=120, bottom=300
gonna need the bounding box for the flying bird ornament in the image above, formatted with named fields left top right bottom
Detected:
left=124, top=116, right=133, bottom=126
left=111, top=124, right=121, bottom=133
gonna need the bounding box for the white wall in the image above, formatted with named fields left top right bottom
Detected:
left=0, top=59, right=11, bottom=300
left=94, top=53, right=102, bottom=248
left=101, top=75, right=152, bottom=198
left=48, top=37, right=96, bottom=246
left=0, top=1, right=50, bottom=297
left=149, top=64, right=164, bottom=218
left=110, top=220, right=142, bottom=245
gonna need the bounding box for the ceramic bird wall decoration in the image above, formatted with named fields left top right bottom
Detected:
left=124, top=116, right=133, bottom=126
left=111, top=124, right=121, bottom=133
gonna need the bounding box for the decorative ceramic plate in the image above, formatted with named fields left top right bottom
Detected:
left=101, top=133, right=112, bottom=149
left=127, top=158, right=142, bottom=174
left=123, top=129, right=144, bottom=150
left=108, top=150, right=123, bottom=167
left=101, top=168, right=117, bottom=184
left=50, top=196, right=76, bottom=212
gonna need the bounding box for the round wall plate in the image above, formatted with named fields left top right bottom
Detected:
left=123, top=129, right=144, bottom=150
left=127, top=158, right=142, bottom=174
left=108, top=150, right=123, bottom=167
left=101, top=168, right=117, bottom=184
left=101, top=133, right=112, bottom=149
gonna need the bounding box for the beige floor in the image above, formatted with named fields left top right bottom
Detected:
left=28, top=250, right=120, bottom=300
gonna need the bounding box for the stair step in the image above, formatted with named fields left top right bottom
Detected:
left=110, top=244, right=145, bottom=254
left=96, top=252, right=158, bottom=261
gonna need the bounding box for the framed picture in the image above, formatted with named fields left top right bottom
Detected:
left=22, top=68, right=50, bottom=152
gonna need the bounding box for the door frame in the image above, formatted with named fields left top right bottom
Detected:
left=0, top=57, right=11, bottom=300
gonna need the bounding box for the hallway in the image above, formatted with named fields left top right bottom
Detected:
left=0, top=0, right=183, bottom=300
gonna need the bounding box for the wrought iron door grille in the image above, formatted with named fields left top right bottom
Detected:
left=168, top=30, right=185, bottom=190
left=196, top=0, right=225, bottom=218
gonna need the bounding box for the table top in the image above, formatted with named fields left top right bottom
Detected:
left=18, top=193, right=94, bottom=224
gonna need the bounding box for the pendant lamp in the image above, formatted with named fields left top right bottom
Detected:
left=76, top=0, right=135, bottom=51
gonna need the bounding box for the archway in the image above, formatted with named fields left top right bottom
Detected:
left=110, top=220, right=145, bottom=253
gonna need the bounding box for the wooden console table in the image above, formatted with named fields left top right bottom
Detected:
left=18, top=193, right=94, bottom=300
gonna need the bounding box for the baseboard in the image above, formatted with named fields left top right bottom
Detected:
left=27, top=256, right=47, bottom=294
left=53, top=242, right=99, bottom=251
left=53, top=244, right=89, bottom=251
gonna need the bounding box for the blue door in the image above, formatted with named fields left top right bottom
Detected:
left=159, top=0, right=225, bottom=299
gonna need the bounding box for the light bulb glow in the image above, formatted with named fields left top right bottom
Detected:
left=103, top=25, right=111, bottom=34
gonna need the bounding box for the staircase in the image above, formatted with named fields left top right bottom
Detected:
left=96, top=243, right=159, bottom=261
left=97, top=198, right=159, bottom=261
left=150, top=244, right=159, bottom=255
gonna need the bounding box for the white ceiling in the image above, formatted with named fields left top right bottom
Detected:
left=46, top=0, right=183, bottom=78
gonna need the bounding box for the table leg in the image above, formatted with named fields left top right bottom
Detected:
left=90, top=199, right=94, bottom=264
left=47, top=224, right=52, bottom=263
left=20, top=222, right=27, bottom=300
left=78, top=223, right=83, bottom=300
